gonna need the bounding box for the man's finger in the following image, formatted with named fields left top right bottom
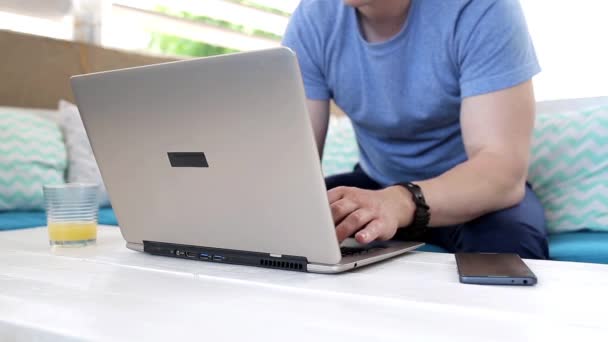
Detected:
left=330, top=198, right=358, bottom=224
left=327, top=186, right=349, bottom=204
left=335, top=209, right=375, bottom=242
left=355, top=219, right=384, bottom=244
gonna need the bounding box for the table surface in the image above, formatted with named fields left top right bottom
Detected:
left=1, top=226, right=607, bottom=342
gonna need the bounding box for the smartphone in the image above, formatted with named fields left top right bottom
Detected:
left=455, top=253, right=537, bottom=286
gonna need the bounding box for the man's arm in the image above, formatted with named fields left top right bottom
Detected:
left=328, top=80, right=536, bottom=243
left=409, top=80, right=535, bottom=226
left=307, top=99, right=330, bottom=159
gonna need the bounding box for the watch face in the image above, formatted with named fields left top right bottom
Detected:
left=406, top=183, right=426, bottom=205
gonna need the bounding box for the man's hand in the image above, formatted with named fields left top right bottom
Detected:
left=328, top=186, right=415, bottom=244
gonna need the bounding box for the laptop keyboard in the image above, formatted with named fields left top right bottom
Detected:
left=340, top=246, right=384, bottom=257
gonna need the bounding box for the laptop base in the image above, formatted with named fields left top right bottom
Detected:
left=141, top=240, right=424, bottom=274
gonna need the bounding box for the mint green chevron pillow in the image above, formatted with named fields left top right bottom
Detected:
left=0, top=111, right=67, bottom=211
left=529, top=106, right=608, bottom=234
left=322, top=116, right=358, bottom=176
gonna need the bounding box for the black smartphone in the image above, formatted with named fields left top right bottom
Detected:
left=455, top=253, right=537, bottom=286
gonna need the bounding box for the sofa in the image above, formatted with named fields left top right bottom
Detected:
left=1, top=30, right=607, bottom=264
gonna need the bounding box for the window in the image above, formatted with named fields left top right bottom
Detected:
left=1, top=0, right=604, bottom=101
left=105, top=0, right=297, bottom=56
left=521, top=0, right=608, bottom=101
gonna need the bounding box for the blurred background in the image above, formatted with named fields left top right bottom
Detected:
left=0, top=0, right=606, bottom=101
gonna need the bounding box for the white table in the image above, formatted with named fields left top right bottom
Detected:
left=1, top=226, right=607, bottom=342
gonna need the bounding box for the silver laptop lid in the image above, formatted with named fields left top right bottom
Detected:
left=71, top=48, right=342, bottom=264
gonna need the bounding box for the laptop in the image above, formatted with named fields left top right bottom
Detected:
left=71, top=47, right=423, bottom=273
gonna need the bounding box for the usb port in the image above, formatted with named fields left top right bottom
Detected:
left=213, top=255, right=225, bottom=262
left=185, top=251, right=198, bottom=259
left=199, top=253, right=210, bottom=260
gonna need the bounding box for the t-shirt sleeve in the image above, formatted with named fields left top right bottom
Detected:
left=456, top=0, right=541, bottom=98
left=282, top=3, right=331, bottom=100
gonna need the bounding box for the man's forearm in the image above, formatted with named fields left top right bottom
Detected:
left=404, top=151, right=528, bottom=227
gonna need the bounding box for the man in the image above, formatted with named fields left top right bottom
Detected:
left=282, top=0, right=549, bottom=259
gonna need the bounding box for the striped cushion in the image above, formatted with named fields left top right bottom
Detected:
left=529, top=106, right=608, bottom=233
left=0, top=112, right=67, bottom=210
left=322, top=116, right=358, bottom=176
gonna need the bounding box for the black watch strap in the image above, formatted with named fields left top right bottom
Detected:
left=396, top=182, right=430, bottom=236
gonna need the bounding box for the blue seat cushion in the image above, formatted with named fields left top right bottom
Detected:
left=0, top=207, right=118, bottom=231
left=413, top=233, right=608, bottom=265
left=98, top=208, right=118, bottom=226
left=417, top=243, right=449, bottom=253
left=549, top=231, right=608, bottom=264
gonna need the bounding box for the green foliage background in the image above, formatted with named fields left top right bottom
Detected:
left=147, top=4, right=284, bottom=58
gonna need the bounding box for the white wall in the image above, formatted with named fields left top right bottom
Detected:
left=0, top=0, right=71, bottom=18
left=521, top=0, right=608, bottom=101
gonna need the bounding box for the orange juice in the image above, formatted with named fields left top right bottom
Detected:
left=48, top=222, right=97, bottom=243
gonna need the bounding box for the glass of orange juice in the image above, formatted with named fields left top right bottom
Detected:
left=43, top=183, right=99, bottom=247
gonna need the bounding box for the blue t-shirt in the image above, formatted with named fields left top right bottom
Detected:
left=282, top=0, right=540, bottom=186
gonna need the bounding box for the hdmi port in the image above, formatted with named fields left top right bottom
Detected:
left=185, top=251, right=198, bottom=259
left=213, top=255, right=225, bottom=262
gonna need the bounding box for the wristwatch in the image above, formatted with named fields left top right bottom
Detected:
left=395, top=182, right=430, bottom=237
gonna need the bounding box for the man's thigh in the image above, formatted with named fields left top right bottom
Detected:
left=424, top=185, right=549, bottom=259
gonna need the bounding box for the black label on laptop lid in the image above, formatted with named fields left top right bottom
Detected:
left=168, top=152, right=209, bottom=168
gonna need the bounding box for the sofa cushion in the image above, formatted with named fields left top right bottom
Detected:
left=59, top=100, right=111, bottom=207
left=529, top=106, right=608, bottom=233
left=0, top=211, right=47, bottom=231
left=549, top=231, right=608, bottom=264
left=417, top=244, right=449, bottom=253
left=415, top=234, right=608, bottom=265
left=98, top=208, right=118, bottom=226
left=322, top=116, right=359, bottom=176
left=0, top=207, right=118, bottom=231
left=0, top=111, right=67, bottom=211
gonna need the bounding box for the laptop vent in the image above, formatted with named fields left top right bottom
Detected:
left=260, top=259, right=304, bottom=271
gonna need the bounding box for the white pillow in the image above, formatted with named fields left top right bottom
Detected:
left=58, top=100, right=111, bottom=207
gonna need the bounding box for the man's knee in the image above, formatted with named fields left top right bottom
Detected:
left=462, top=218, right=549, bottom=259
left=458, top=185, right=549, bottom=259
left=459, top=206, right=549, bottom=260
